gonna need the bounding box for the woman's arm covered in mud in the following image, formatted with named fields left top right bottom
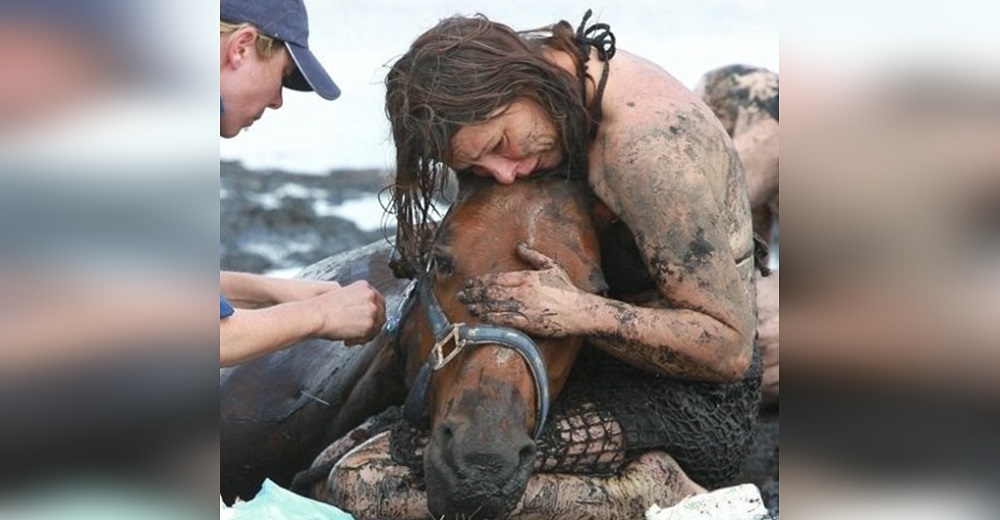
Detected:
left=584, top=107, right=754, bottom=381
left=461, top=105, right=754, bottom=382
left=578, top=106, right=754, bottom=381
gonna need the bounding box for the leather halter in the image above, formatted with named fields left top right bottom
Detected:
left=391, top=274, right=551, bottom=440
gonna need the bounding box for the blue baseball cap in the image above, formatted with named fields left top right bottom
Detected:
left=221, top=0, right=341, bottom=100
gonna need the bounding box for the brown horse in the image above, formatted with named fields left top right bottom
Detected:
left=316, top=173, right=607, bottom=519
left=221, top=173, right=605, bottom=517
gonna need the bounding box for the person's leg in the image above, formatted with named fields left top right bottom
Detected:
left=757, top=271, right=779, bottom=406
left=322, top=431, right=705, bottom=520
left=508, top=451, right=706, bottom=519
left=324, top=433, right=430, bottom=520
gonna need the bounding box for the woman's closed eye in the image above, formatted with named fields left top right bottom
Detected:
left=494, top=134, right=507, bottom=154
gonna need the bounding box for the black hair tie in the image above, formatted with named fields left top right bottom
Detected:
left=575, top=9, right=617, bottom=62
left=574, top=9, right=617, bottom=140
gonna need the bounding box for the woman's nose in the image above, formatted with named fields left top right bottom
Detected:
left=479, top=157, right=519, bottom=185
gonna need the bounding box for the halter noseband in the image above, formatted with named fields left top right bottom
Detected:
left=390, top=274, right=551, bottom=440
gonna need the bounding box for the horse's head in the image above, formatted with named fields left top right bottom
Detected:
left=396, top=174, right=606, bottom=518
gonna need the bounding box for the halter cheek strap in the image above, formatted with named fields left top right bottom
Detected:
left=401, top=275, right=551, bottom=440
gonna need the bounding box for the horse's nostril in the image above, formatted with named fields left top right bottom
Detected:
left=438, top=424, right=454, bottom=443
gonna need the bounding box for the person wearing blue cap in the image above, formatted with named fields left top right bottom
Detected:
left=219, top=0, right=385, bottom=366
left=220, top=0, right=341, bottom=136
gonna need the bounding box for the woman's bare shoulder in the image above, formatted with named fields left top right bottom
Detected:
left=600, top=52, right=725, bottom=151
left=604, top=50, right=701, bottom=106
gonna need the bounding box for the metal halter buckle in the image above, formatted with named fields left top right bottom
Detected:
left=431, top=323, right=466, bottom=371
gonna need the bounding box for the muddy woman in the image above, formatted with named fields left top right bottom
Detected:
left=312, top=11, right=764, bottom=520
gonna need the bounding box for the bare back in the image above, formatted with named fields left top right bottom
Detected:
left=550, top=47, right=756, bottom=357
left=600, top=49, right=752, bottom=289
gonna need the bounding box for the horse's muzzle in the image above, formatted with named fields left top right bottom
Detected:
left=424, top=418, right=537, bottom=519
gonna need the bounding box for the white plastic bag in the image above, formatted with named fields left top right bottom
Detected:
left=223, top=479, right=355, bottom=520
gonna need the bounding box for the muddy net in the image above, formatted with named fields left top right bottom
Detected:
left=539, top=345, right=763, bottom=487
left=295, top=344, right=761, bottom=493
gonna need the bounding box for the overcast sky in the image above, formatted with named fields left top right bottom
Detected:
left=220, top=0, right=778, bottom=174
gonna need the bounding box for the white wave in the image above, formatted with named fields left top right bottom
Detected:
left=272, top=183, right=328, bottom=199
left=313, top=194, right=388, bottom=232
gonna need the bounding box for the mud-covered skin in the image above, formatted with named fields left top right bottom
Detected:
left=324, top=433, right=429, bottom=520
left=460, top=244, right=588, bottom=339
left=462, top=47, right=756, bottom=384
left=693, top=64, right=779, bottom=137
left=695, top=64, right=778, bottom=406
left=509, top=451, right=706, bottom=520
left=695, top=64, right=779, bottom=245
left=585, top=94, right=754, bottom=382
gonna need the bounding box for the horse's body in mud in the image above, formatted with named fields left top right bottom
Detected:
left=220, top=241, right=411, bottom=503
left=220, top=173, right=605, bottom=513
left=221, top=172, right=740, bottom=519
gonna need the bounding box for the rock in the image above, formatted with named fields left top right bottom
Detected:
left=220, top=161, right=393, bottom=273
left=645, top=483, right=772, bottom=520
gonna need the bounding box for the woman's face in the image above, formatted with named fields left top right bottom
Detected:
left=448, top=99, right=564, bottom=184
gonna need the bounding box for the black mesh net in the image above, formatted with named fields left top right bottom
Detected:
left=384, top=344, right=762, bottom=489
left=300, top=343, right=762, bottom=492
left=551, top=345, right=763, bottom=488
left=534, top=401, right=626, bottom=474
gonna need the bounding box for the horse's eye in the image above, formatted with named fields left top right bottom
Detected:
left=434, top=254, right=455, bottom=276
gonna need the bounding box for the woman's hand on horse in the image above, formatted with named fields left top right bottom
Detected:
left=458, top=243, right=584, bottom=337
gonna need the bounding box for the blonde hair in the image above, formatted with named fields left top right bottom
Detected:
left=220, top=21, right=282, bottom=59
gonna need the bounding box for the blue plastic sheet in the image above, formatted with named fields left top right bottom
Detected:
left=227, top=479, right=354, bottom=520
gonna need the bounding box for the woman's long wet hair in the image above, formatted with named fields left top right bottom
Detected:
left=384, top=14, right=593, bottom=278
